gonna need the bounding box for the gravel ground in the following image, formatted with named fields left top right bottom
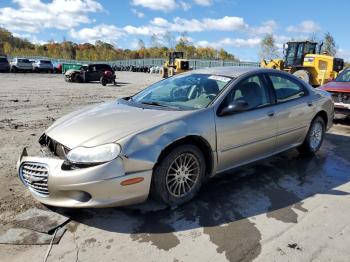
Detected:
left=0, top=72, right=350, bottom=262
left=0, top=72, right=161, bottom=222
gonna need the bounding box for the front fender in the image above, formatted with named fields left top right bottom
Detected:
left=117, top=108, right=217, bottom=174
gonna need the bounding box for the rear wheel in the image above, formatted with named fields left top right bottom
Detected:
left=298, top=116, right=325, bottom=154
left=293, top=69, right=311, bottom=84
left=152, top=145, right=205, bottom=206
left=100, top=76, right=107, bottom=86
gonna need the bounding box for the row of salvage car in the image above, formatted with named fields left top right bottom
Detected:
left=0, top=56, right=62, bottom=73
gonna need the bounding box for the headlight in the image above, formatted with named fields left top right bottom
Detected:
left=66, top=143, right=121, bottom=164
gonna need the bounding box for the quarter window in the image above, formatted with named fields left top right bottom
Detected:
left=269, top=74, right=306, bottom=103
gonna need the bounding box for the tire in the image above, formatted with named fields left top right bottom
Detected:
left=11, top=66, right=16, bottom=73
left=73, top=74, right=83, bottom=83
left=168, top=67, right=175, bottom=77
left=100, top=76, right=107, bottom=86
left=293, top=69, right=311, bottom=84
left=298, top=116, right=325, bottom=154
left=151, top=144, right=206, bottom=206
left=160, top=67, right=167, bottom=78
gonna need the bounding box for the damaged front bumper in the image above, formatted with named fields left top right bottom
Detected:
left=334, top=102, right=350, bottom=116
left=17, top=148, right=152, bottom=208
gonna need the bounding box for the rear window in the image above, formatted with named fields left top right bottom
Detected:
left=0, top=57, right=8, bottom=62
left=18, top=59, right=30, bottom=63
left=40, top=60, right=52, bottom=64
left=96, top=64, right=112, bottom=71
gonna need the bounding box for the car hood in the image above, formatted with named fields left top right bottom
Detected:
left=65, top=69, right=80, bottom=75
left=320, top=81, right=350, bottom=93
left=45, top=101, right=192, bottom=149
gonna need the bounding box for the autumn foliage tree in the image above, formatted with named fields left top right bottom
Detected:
left=0, top=27, right=239, bottom=61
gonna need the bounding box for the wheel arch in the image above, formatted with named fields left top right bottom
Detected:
left=314, top=110, right=328, bottom=127
left=154, top=135, right=214, bottom=179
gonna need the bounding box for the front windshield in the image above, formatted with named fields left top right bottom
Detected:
left=336, top=69, right=350, bottom=82
left=132, top=73, right=232, bottom=110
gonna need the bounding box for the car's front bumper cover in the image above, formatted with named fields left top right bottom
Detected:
left=17, top=148, right=152, bottom=208
left=334, top=102, right=350, bottom=115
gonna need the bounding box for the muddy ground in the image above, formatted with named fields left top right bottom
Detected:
left=0, top=72, right=350, bottom=262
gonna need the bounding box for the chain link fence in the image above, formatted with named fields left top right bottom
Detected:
left=6, top=56, right=259, bottom=69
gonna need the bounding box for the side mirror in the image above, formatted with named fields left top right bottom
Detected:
left=218, top=100, right=249, bottom=116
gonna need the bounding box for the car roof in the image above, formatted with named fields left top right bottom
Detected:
left=191, top=66, right=262, bottom=78
left=88, top=63, right=110, bottom=66
left=189, top=66, right=307, bottom=84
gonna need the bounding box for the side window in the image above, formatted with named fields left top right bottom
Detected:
left=269, top=74, right=306, bottom=103
left=226, top=75, right=271, bottom=110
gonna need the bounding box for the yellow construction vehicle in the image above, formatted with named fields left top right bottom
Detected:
left=160, top=51, right=191, bottom=78
left=261, top=41, right=344, bottom=86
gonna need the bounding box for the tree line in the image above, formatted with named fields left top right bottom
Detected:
left=259, top=32, right=339, bottom=60
left=0, top=28, right=239, bottom=62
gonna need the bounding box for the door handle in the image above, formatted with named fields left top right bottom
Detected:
left=267, top=111, right=275, bottom=117
left=307, top=101, right=313, bottom=107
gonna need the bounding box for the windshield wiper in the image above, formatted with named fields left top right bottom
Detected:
left=140, top=101, right=168, bottom=107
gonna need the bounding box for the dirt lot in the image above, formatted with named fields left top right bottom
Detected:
left=0, top=72, right=350, bottom=262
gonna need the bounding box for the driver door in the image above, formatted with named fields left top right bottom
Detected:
left=215, top=74, right=278, bottom=172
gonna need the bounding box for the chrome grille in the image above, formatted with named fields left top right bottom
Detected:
left=20, top=162, right=49, bottom=196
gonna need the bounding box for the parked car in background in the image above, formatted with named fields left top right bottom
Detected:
left=319, top=68, right=350, bottom=117
left=0, top=56, right=10, bottom=72
left=33, top=60, right=54, bottom=73
left=10, top=58, right=33, bottom=72
left=64, top=63, right=115, bottom=84
left=17, top=67, right=333, bottom=208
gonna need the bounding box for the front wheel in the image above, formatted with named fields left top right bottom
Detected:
left=73, top=74, right=83, bottom=83
left=293, top=69, right=311, bottom=84
left=298, top=116, right=325, bottom=154
left=151, top=145, right=205, bottom=206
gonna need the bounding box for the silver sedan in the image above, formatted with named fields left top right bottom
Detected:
left=17, top=67, right=334, bottom=207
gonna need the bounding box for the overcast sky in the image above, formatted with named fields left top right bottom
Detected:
left=0, top=0, right=349, bottom=61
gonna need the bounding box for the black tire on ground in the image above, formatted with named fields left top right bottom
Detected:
left=168, top=67, right=175, bottom=77
left=100, top=76, right=107, bottom=86
left=293, top=69, right=311, bottom=84
left=73, top=74, right=83, bottom=83
left=151, top=144, right=206, bottom=206
left=298, top=116, right=325, bottom=154
left=11, top=66, right=16, bottom=73
left=160, top=67, right=168, bottom=78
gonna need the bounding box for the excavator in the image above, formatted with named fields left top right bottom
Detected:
left=160, top=51, right=191, bottom=78
left=261, top=41, right=344, bottom=86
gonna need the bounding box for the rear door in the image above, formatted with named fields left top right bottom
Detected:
left=86, top=65, right=100, bottom=81
left=215, top=74, right=278, bottom=172
left=265, top=73, right=315, bottom=151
